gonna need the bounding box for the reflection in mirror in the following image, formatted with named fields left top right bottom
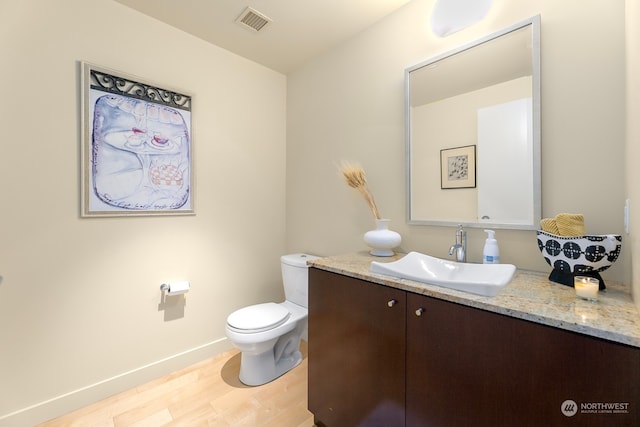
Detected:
left=406, top=16, right=540, bottom=229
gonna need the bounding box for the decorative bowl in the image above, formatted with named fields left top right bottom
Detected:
left=536, top=230, right=622, bottom=289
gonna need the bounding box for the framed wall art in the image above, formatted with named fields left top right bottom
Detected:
left=81, top=62, right=194, bottom=217
left=440, top=145, right=476, bottom=189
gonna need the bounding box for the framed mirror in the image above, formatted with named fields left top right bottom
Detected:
left=405, top=16, right=540, bottom=229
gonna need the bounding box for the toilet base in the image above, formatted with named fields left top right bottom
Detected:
left=239, top=347, right=302, bottom=386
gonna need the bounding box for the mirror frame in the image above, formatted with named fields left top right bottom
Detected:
left=405, top=15, right=541, bottom=230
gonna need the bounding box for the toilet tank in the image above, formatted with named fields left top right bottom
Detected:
left=281, top=253, right=319, bottom=307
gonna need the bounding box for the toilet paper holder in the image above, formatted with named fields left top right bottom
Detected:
left=160, top=280, right=190, bottom=296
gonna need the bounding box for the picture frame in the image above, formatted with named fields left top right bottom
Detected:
left=80, top=62, right=194, bottom=217
left=440, top=145, right=476, bottom=189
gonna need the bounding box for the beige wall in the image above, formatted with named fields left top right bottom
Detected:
left=627, top=0, right=640, bottom=309
left=287, top=0, right=628, bottom=281
left=0, top=0, right=287, bottom=425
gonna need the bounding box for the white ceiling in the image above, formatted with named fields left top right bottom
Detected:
left=113, top=0, right=413, bottom=74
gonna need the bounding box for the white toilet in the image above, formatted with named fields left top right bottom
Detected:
left=225, top=253, right=319, bottom=386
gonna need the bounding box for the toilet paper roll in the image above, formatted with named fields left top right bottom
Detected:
left=166, top=280, right=190, bottom=295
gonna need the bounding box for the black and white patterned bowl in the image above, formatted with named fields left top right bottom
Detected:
left=536, top=231, right=622, bottom=284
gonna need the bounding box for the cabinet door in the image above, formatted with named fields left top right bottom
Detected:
left=407, top=292, right=517, bottom=426
left=308, top=268, right=406, bottom=427
left=406, top=292, right=640, bottom=427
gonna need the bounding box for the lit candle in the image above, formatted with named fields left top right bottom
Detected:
left=574, top=276, right=599, bottom=301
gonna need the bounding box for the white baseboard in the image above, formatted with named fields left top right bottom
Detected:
left=0, top=338, right=233, bottom=427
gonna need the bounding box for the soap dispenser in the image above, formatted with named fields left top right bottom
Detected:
left=483, top=230, right=500, bottom=264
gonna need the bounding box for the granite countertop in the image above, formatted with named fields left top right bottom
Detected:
left=308, top=251, right=640, bottom=348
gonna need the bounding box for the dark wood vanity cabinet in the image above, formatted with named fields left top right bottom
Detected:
left=309, top=268, right=640, bottom=427
left=308, top=268, right=406, bottom=426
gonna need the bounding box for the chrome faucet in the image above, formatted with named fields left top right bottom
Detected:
left=449, top=224, right=467, bottom=263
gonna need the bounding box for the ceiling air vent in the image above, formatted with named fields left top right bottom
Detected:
left=235, top=7, right=272, bottom=32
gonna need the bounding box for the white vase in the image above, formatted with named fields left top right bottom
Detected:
left=364, top=219, right=402, bottom=257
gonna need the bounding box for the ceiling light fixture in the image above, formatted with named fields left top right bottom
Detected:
left=431, top=0, right=493, bottom=37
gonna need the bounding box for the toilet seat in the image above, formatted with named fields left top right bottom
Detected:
left=227, top=302, right=291, bottom=333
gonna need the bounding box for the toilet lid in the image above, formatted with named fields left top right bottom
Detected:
left=227, top=302, right=290, bottom=332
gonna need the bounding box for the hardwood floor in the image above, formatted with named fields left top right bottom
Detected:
left=39, top=342, right=314, bottom=427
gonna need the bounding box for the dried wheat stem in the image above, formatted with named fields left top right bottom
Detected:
left=340, top=162, right=382, bottom=220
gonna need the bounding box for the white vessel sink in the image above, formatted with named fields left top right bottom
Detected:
left=370, top=251, right=516, bottom=297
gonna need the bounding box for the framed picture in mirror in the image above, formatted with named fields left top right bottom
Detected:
left=440, top=145, right=476, bottom=189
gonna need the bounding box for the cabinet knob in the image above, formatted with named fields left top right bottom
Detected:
left=387, top=299, right=397, bottom=307
left=415, top=308, right=424, bottom=316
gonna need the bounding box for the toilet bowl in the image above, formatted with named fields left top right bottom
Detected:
left=225, top=253, right=319, bottom=386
